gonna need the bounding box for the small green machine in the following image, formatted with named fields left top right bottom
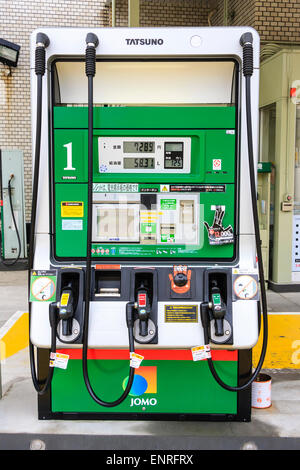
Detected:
left=29, top=27, right=267, bottom=421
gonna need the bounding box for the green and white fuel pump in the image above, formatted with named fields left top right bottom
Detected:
left=29, top=26, right=267, bottom=421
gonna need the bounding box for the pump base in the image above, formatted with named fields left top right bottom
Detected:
left=37, top=348, right=252, bottom=422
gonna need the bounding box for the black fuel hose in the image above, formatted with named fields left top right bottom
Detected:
left=82, top=33, right=135, bottom=406
left=0, top=174, right=22, bottom=266
left=28, top=33, right=57, bottom=395
left=201, top=32, right=268, bottom=392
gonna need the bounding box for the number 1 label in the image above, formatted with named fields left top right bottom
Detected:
left=63, top=142, right=76, bottom=171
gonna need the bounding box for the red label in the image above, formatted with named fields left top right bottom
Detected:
left=138, top=293, right=146, bottom=307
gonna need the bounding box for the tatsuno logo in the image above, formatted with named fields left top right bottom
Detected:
left=125, top=38, right=164, bottom=46
left=123, top=366, right=157, bottom=407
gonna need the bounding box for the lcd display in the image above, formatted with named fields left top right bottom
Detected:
left=123, top=157, right=155, bottom=169
left=165, top=143, right=183, bottom=152
left=123, top=141, right=155, bottom=153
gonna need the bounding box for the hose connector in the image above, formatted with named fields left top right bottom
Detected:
left=85, top=32, right=99, bottom=77
left=35, top=32, right=50, bottom=76
left=240, top=32, right=253, bottom=77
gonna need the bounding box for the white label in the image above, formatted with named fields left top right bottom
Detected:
left=62, top=219, right=83, bottom=231
left=232, top=268, right=258, bottom=275
left=213, top=159, right=222, bottom=171
left=130, top=352, right=144, bottom=368
left=191, top=345, right=211, bottom=361
left=50, top=352, right=69, bottom=369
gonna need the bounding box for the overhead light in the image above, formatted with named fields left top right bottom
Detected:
left=0, top=38, right=20, bottom=68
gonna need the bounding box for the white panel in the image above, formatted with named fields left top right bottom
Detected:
left=232, top=300, right=259, bottom=349
left=55, top=61, right=235, bottom=104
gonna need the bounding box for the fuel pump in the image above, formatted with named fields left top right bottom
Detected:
left=29, top=26, right=265, bottom=422
left=0, top=169, right=21, bottom=266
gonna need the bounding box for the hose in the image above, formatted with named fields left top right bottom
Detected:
left=81, top=33, right=135, bottom=407
left=28, top=33, right=56, bottom=395
left=201, top=32, right=268, bottom=392
left=0, top=174, right=22, bottom=266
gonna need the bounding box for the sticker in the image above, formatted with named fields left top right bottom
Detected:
left=50, top=352, right=69, bottom=369
left=62, top=219, right=83, bottom=231
left=226, top=130, right=235, bottom=134
left=61, top=202, right=84, bottom=218
left=160, top=199, right=176, bottom=210
left=161, top=234, right=175, bottom=243
left=165, top=305, right=198, bottom=323
left=233, top=274, right=259, bottom=300
left=232, top=268, right=258, bottom=275
left=141, top=223, right=157, bottom=234
left=60, top=293, right=69, bottom=307
left=160, top=184, right=170, bottom=193
left=30, top=270, right=57, bottom=302
left=191, top=345, right=211, bottom=361
left=169, top=184, right=225, bottom=193
left=204, top=206, right=234, bottom=245
left=130, top=352, right=144, bottom=369
left=213, top=159, right=222, bottom=171
left=93, top=183, right=139, bottom=193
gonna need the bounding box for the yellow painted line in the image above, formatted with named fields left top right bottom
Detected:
left=0, top=309, right=300, bottom=369
left=253, top=313, right=300, bottom=369
left=0, top=311, right=29, bottom=360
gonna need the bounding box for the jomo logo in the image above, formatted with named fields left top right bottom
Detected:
left=122, top=366, right=157, bottom=407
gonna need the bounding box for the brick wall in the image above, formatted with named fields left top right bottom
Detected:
left=210, top=0, right=300, bottom=43
left=0, top=0, right=110, bottom=221
left=113, top=0, right=216, bottom=27
left=255, top=1, right=300, bottom=43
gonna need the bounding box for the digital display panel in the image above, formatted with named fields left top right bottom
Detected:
left=165, top=143, right=183, bottom=152
left=123, top=141, right=155, bottom=153
left=164, top=142, right=184, bottom=169
left=123, top=158, right=155, bottom=169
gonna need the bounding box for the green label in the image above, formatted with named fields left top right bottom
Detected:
left=161, top=234, right=175, bottom=243
left=30, top=270, right=57, bottom=302
left=212, top=293, right=221, bottom=305
left=141, top=223, right=156, bottom=234
left=161, top=199, right=176, bottom=210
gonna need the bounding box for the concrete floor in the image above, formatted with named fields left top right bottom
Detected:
left=0, top=270, right=28, bottom=328
left=1, top=270, right=300, bottom=450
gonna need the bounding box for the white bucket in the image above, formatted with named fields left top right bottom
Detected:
left=251, top=373, right=272, bottom=409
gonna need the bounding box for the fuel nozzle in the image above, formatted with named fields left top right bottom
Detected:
left=209, top=281, right=226, bottom=337
left=58, top=286, right=75, bottom=336
left=135, top=284, right=151, bottom=337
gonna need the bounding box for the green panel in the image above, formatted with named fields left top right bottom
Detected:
left=55, top=183, right=88, bottom=257
left=54, top=130, right=88, bottom=183
left=52, top=358, right=237, bottom=415
left=53, top=106, right=236, bottom=130
left=204, top=130, right=236, bottom=183
left=53, top=106, right=236, bottom=260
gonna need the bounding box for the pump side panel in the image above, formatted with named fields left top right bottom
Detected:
left=51, top=351, right=238, bottom=415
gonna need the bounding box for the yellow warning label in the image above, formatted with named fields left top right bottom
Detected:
left=61, top=202, right=84, bottom=218
left=60, top=293, right=69, bottom=307
left=165, top=305, right=198, bottom=323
